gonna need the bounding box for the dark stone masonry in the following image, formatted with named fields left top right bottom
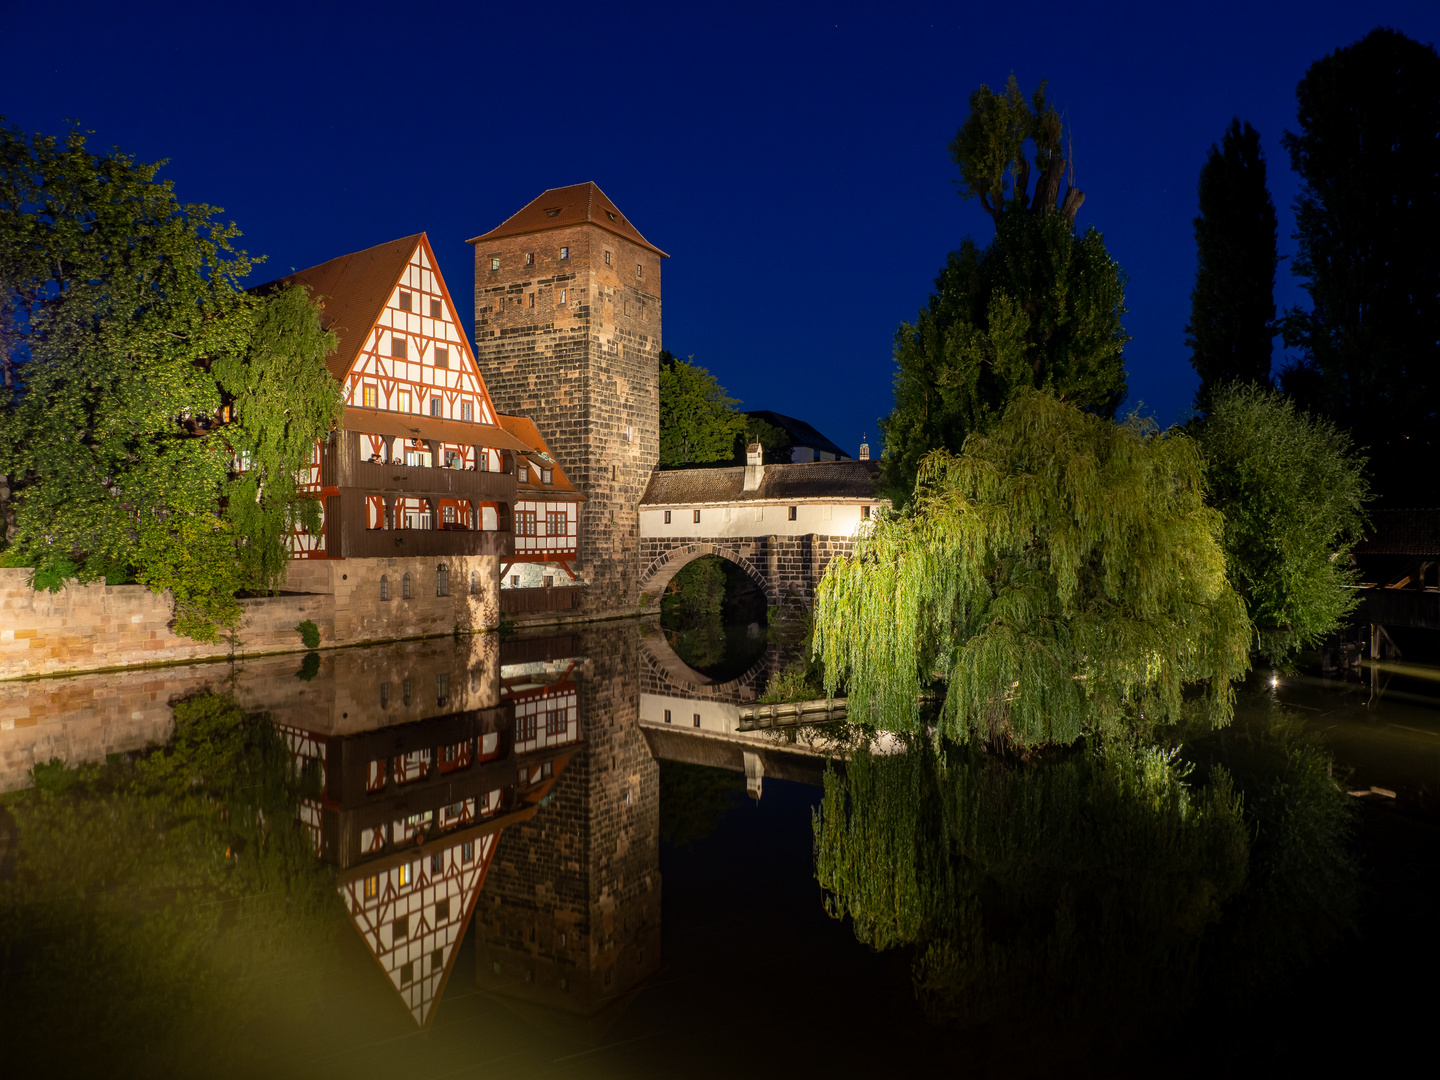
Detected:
left=638, top=534, right=861, bottom=611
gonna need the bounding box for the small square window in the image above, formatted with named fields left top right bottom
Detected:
left=430, top=298, right=442, bottom=319
left=400, top=961, right=414, bottom=985
left=525, top=251, right=534, bottom=266
left=664, top=510, right=671, bottom=524
left=604, top=250, right=611, bottom=266
left=862, top=504, right=871, bottom=519
left=462, top=401, right=473, bottom=422
left=362, top=384, right=377, bottom=409
left=490, top=256, right=500, bottom=271
left=462, top=841, right=474, bottom=862
left=397, top=390, right=411, bottom=413
left=541, top=468, right=552, bottom=485
left=664, top=709, right=671, bottom=723
left=430, top=397, right=442, bottom=417
left=788, top=506, right=798, bottom=521
left=511, top=575, right=519, bottom=586
left=435, top=346, right=449, bottom=369
left=393, top=916, right=409, bottom=941
left=560, top=246, right=570, bottom=259
left=693, top=509, right=701, bottom=524
left=637, top=262, right=642, bottom=278
left=364, top=874, right=378, bottom=900
left=436, top=898, right=451, bottom=921
left=391, top=336, right=407, bottom=359
left=431, top=948, right=444, bottom=972
left=518, top=463, right=529, bottom=482
left=693, top=713, right=701, bottom=728
left=398, top=291, right=412, bottom=312
left=430, top=853, right=443, bottom=874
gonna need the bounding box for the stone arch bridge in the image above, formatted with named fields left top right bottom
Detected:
left=636, top=456, right=884, bottom=613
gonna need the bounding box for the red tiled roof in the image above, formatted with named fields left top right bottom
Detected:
left=497, top=414, right=584, bottom=500
left=466, top=182, right=668, bottom=257
left=253, top=234, right=422, bottom=381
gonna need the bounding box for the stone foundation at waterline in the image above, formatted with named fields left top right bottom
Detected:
left=0, top=555, right=500, bottom=680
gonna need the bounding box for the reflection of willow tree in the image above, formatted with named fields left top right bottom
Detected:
left=0, top=693, right=342, bottom=1076
left=815, top=713, right=1356, bottom=1038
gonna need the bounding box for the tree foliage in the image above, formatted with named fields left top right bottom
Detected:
left=0, top=122, right=341, bottom=639
left=820, top=391, right=1250, bottom=747
left=657, top=349, right=747, bottom=467
left=1195, top=384, right=1368, bottom=664
left=1187, top=119, right=1278, bottom=408
left=1279, top=28, right=1440, bottom=503
left=880, top=77, right=1128, bottom=506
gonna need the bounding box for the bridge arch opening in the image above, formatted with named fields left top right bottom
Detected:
left=654, top=550, right=769, bottom=683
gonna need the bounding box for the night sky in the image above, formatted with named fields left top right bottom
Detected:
left=4, top=1, right=1437, bottom=458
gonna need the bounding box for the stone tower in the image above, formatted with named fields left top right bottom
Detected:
left=469, top=183, right=664, bottom=615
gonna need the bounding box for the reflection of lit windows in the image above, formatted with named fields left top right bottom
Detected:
left=398, top=863, right=411, bottom=886
left=519, top=715, right=537, bottom=741
left=364, top=875, right=378, bottom=900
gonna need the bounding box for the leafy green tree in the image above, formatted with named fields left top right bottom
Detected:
left=0, top=122, right=342, bottom=639
left=1196, top=384, right=1368, bottom=664
left=657, top=349, right=746, bottom=467
left=1279, top=28, right=1440, bottom=503
left=818, top=390, right=1250, bottom=746
left=1187, top=119, right=1278, bottom=408
left=879, top=77, right=1129, bottom=506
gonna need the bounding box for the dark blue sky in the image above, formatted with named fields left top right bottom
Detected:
left=4, top=1, right=1436, bottom=457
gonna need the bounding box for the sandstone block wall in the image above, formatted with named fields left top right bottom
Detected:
left=474, top=623, right=660, bottom=1012
left=0, top=553, right=502, bottom=681
left=473, top=224, right=660, bottom=618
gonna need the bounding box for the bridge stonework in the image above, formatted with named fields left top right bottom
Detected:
left=638, top=533, right=859, bottom=612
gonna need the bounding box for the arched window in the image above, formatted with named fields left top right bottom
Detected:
left=436, top=565, right=449, bottom=597
left=402, top=572, right=411, bottom=599
left=379, top=574, right=390, bottom=601
left=469, top=570, right=479, bottom=596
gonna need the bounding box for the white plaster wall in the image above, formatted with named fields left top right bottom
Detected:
left=638, top=501, right=875, bottom=539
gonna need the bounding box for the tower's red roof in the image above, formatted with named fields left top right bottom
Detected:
left=467, top=182, right=667, bottom=257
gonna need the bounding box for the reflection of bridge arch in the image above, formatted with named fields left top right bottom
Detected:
left=639, top=632, right=773, bottom=706
left=638, top=541, right=773, bottom=609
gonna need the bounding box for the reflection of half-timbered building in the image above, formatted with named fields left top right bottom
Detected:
left=497, top=414, right=585, bottom=603
left=274, top=634, right=587, bottom=1028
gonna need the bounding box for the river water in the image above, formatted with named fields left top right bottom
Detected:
left=1, top=621, right=1437, bottom=1077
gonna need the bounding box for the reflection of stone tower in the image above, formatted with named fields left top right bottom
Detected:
left=474, top=625, right=660, bottom=1012
left=469, top=183, right=664, bottom=615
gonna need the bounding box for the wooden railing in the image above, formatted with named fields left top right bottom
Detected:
left=500, top=586, right=585, bottom=614
left=325, top=493, right=514, bottom=559
left=321, top=431, right=517, bottom=503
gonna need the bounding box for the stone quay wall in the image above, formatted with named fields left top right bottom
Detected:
left=0, top=554, right=500, bottom=681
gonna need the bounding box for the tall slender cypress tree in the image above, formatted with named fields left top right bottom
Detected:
left=1186, top=119, right=1278, bottom=410
left=1280, top=28, right=1440, bottom=503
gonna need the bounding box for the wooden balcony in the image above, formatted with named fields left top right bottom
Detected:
left=500, top=585, right=585, bottom=614
left=321, top=431, right=518, bottom=504
left=324, top=493, right=514, bottom=560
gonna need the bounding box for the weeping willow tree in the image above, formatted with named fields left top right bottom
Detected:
left=817, top=390, right=1251, bottom=745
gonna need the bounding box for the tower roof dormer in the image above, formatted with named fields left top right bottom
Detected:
left=466, top=182, right=668, bottom=257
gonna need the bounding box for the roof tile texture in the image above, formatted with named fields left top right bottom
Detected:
left=466, top=182, right=667, bottom=257
left=639, top=460, right=882, bottom=506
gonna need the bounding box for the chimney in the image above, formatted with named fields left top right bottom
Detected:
left=744, top=443, right=764, bottom=491
left=859, top=441, right=870, bottom=461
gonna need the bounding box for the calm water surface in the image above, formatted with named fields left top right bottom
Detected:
left=1, top=622, right=1437, bottom=1077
